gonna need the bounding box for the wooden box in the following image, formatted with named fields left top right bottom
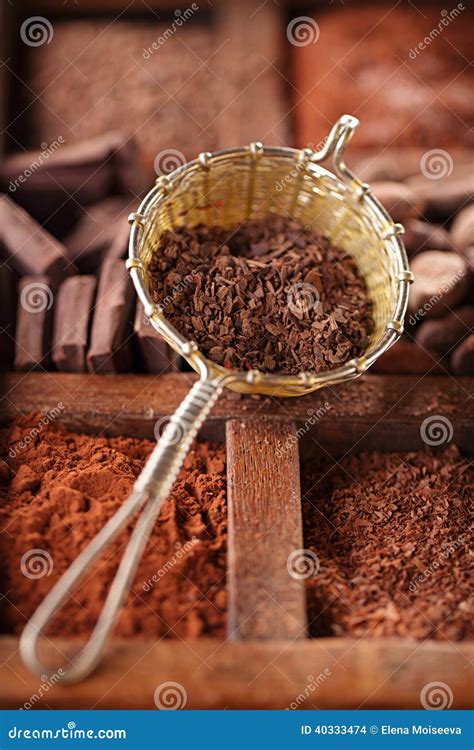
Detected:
left=0, top=371, right=472, bottom=709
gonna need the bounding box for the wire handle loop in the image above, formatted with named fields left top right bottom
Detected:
left=308, top=114, right=359, bottom=182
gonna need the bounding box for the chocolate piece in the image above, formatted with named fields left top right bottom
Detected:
left=52, top=276, right=97, bottom=372
left=0, top=196, right=71, bottom=282
left=407, top=172, right=474, bottom=220
left=372, top=338, right=443, bottom=375
left=1, top=133, right=142, bottom=237
left=415, top=307, right=474, bottom=358
left=403, top=219, right=453, bottom=256
left=64, top=197, right=130, bottom=273
left=105, top=220, right=132, bottom=263
left=87, top=257, right=135, bottom=373
left=134, top=301, right=180, bottom=373
left=408, top=251, right=469, bottom=320
left=0, top=265, right=18, bottom=370
left=148, top=216, right=374, bottom=375
left=450, top=204, right=474, bottom=252
left=451, top=334, right=474, bottom=375
left=353, top=151, right=422, bottom=183
left=14, top=276, right=55, bottom=371
left=372, top=181, right=421, bottom=223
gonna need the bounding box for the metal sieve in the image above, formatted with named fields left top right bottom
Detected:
left=21, top=115, right=413, bottom=682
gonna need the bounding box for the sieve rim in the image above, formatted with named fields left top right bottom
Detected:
left=127, top=123, right=413, bottom=395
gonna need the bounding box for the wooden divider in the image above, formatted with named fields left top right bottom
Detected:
left=226, top=418, right=306, bottom=640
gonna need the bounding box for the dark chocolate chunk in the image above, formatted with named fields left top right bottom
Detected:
left=0, top=264, right=18, bottom=370
left=0, top=195, right=71, bottom=283
left=450, top=204, right=474, bottom=252
left=52, top=275, right=97, bottom=372
left=64, top=197, right=131, bottom=273
left=87, top=257, right=135, bottom=373
left=403, top=219, right=453, bottom=256
left=14, top=275, right=55, bottom=371
left=450, top=334, right=474, bottom=375
left=0, top=133, right=143, bottom=237
left=372, top=338, right=443, bottom=375
left=134, top=301, right=180, bottom=374
left=415, top=306, right=474, bottom=358
left=408, top=251, right=469, bottom=320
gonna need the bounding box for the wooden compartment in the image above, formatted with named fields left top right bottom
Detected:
left=0, top=371, right=472, bottom=709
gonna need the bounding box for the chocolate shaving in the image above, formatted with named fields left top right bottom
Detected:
left=149, top=215, right=374, bottom=375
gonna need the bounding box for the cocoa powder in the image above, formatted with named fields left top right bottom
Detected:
left=0, top=415, right=227, bottom=638
left=302, top=446, right=473, bottom=641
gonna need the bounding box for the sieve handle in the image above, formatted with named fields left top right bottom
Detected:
left=20, top=375, right=225, bottom=683
left=309, top=114, right=359, bottom=182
